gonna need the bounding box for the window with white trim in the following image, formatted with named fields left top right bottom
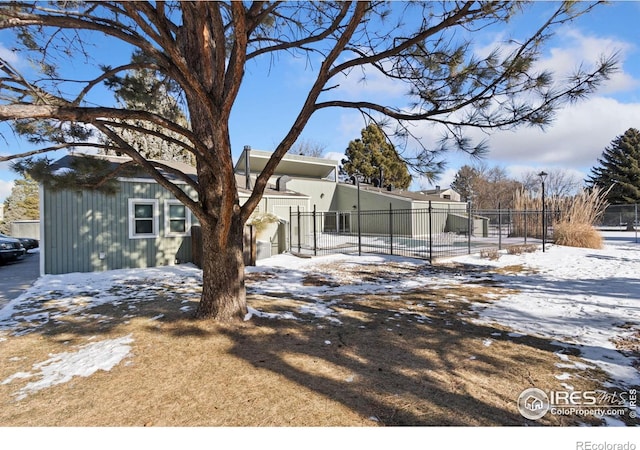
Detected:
left=164, top=200, right=191, bottom=237
left=128, top=199, right=159, bottom=239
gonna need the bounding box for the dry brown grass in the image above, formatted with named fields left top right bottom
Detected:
left=548, top=187, right=609, bottom=249
left=480, top=248, right=500, bottom=260
left=553, top=222, right=603, bottom=249
left=512, top=187, right=610, bottom=248
left=506, top=244, right=538, bottom=255
left=0, top=263, right=616, bottom=427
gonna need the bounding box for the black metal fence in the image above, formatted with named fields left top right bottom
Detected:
left=288, top=203, right=552, bottom=261
left=600, top=204, right=639, bottom=229
left=599, top=204, right=639, bottom=243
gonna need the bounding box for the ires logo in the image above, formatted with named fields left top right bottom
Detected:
left=517, top=388, right=634, bottom=421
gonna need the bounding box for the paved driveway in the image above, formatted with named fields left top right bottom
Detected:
left=0, top=251, right=40, bottom=310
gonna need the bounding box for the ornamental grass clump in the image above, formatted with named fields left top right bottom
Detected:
left=512, top=186, right=609, bottom=249
left=553, top=221, right=603, bottom=249
left=552, top=187, right=609, bottom=249
left=247, top=212, right=280, bottom=235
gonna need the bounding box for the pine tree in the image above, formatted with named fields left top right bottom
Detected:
left=100, top=52, right=195, bottom=166
left=1, top=175, right=40, bottom=233
left=587, top=128, right=640, bottom=204
left=451, top=165, right=478, bottom=202
left=341, top=124, right=411, bottom=190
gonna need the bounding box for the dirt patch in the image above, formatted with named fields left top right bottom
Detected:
left=613, top=324, right=640, bottom=371
left=0, top=263, right=620, bottom=426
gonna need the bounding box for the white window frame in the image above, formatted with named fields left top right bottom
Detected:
left=164, top=200, right=191, bottom=237
left=128, top=198, right=159, bottom=239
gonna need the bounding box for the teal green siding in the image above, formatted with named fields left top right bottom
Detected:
left=43, top=180, right=198, bottom=274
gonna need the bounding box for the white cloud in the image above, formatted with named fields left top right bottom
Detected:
left=391, top=94, right=639, bottom=191
left=385, top=23, right=640, bottom=176
left=323, top=151, right=345, bottom=164
left=0, top=42, right=20, bottom=66
left=476, top=96, right=640, bottom=168
left=539, top=28, right=638, bottom=95
left=336, top=111, right=367, bottom=145
left=504, top=165, right=587, bottom=187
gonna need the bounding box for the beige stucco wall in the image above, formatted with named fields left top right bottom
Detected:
left=283, top=178, right=338, bottom=211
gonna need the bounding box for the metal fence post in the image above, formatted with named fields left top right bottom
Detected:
left=357, top=179, right=362, bottom=256
left=389, top=203, right=393, bottom=256
left=313, top=204, right=317, bottom=256
left=498, top=202, right=502, bottom=250
left=633, top=203, right=638, bottom=244
left=467, top=201, right=472, bottom=255
left=428, top=200, right=433, bottom=262
left=524, top=206, right=527, bottom=245
left=297, top=206, right=301, bottom=253
left=289, top=206, right=292, bottom=252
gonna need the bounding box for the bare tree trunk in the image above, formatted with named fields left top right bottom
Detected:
left=195, top=216, right=247, bottom=321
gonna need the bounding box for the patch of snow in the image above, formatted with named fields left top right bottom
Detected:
left=555, top=373, right=572, bottom=380
left=2, top=334, right=133, bottom=400
left=601, top=416, right=628, bottom=427
left=451, top=232, right=640, bottom=390
left=245, top=306, right=297, bottom=321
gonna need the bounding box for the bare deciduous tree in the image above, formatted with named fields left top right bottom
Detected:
left=288, top=138, right=327, bottom=158
left=520, top=168, right=584, bottom=198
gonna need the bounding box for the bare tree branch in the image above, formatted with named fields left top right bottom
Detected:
left=240, top=1, right=368, bottom=222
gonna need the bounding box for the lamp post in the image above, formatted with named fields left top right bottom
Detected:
left=538, top=171, right=548, bottom=252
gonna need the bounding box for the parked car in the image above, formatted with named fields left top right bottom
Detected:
left=0, top=234, right=25, bottom=264
left=0, top=233, right=39, bottom=251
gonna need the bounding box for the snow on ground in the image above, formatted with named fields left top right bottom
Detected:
left=450, top=231, right=640, bottom=391
left=0, top=231, right=638, bottom=416
left=0, top=264, right=202, bottom=333
left=244, top=253, right=470, bottom=322
left=0, top=265, right=203, bottom=399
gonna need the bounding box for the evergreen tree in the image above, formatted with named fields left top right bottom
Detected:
left=342, top=124, right=411, bottom=190
left=13, top=156, right=123, bottom=195
left=587, top=128, right=640, bottom=204
left=100, top=51, right=195, bottom=166
left=1, top=175, right=39, bottom=233
left=451, top=165, right=478, bottom=202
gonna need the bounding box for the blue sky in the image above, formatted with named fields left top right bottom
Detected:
left=2, top=1, right=640, bottom=203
